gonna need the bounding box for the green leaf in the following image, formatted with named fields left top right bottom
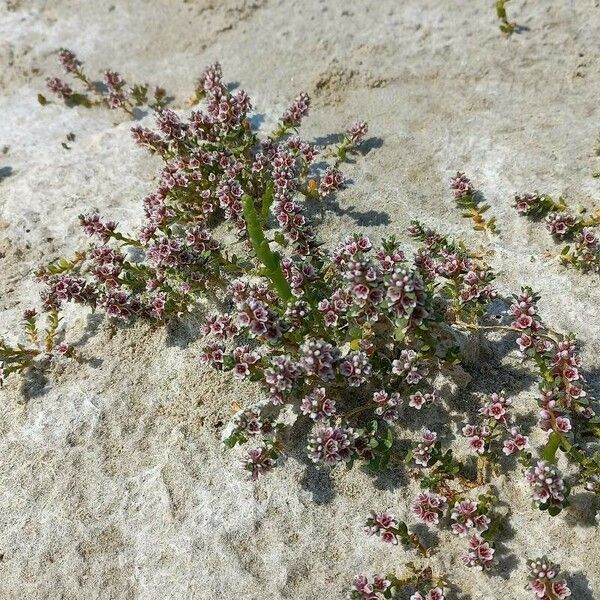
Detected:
left=547, top=505, right=563, bottom=517
left=242, top=195, right=292, bottom=302
left=542, top=432, right=562, bottom=462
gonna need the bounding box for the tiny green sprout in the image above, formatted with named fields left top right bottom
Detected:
left=496, top=0, right=518, bottom=35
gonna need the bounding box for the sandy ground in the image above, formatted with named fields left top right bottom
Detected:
left=1, top=0, right=599, bottom=598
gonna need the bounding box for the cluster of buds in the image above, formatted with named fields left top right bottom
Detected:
left=527, top=461, right=567, bottom=511
left=527, top=557, right=571, bottom=599
left=412, top=430, right=438, bottom=467
left=462, top=391, right=530, bottom=458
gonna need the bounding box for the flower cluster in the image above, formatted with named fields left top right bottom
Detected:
left=410, top=590, right=444, bottom=600
left=409, top=220, right=497, bottom=323
left=31, top=62, right=368, bottom=347
left=308, top=425, right=356, bottom=465
left=513, top=191, right=600, bottom=273
left=450, top=499, right=490, bottom=537
left=412, top=491, right=448, bottom=525
left=348, top=572, right=445, bottom=600
left=241, top=446, right=277, bottom=480
left=44, top=48, right=166, bottom=115
left=510, top=287, right=594, bottom=444
left=462, top=391, right=530, bottom=458
left=561, top=228, right=600, bottom=273
left=462, top=534, right=495, bottom=570
left=364, top=511, right=400, bottom=545
left=412, top=430, right=438, bottom=467
left=210, top=225, right=502, bottom=476
left=348, top=575, right=391, bottom=600
left=527, top=557, right=571, bottom=599
left=301, top=387, right=336, bottom=420
left=527, top=461, right=567, bottom=511
left=513, top=192, right=559, bottom=217
left=372, top=390, right=402, bottom=422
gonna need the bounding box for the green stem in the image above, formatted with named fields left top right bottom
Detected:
left=242, top=195, right=292, bottom=302
left=542, top=432, right=562, bottom=463
left=260, top=181, right=275, bottom=226
left=112, top=231, right=143, bottom=247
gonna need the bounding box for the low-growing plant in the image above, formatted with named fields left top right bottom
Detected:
left=214, top=223, right=498, bottom=478
left=0, top=308, right=71, bottom=383
left=42, top=49, right=167, bottom=115
left=449, top=172, right=497, bottom=234
left=513, top=192, right=600, bottom=272
left=496, top=0, right=518, bottom=35
left=1, top=53, right=599, bottom=598
left=1, top=61, right=365, bottom=380
left=349, top=565, right=447, bottom=600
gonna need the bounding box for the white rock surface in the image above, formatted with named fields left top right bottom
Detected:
left=1, top=1, right=599, bottom=598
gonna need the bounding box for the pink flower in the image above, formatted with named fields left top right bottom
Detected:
left=469, top=436, right=486, bottom=454
left=463, top=534, right=495, bottom=570
left=450, top=172, right=474, bottom=199
left=308, top=426, right=355, bottom=464
left=381, top=530, right=397, bottom=545
left=528, top=557, right=571, bottom=599
left=241, top=446, right=275, bottom=480
left=300, top=387, right=336, bottom=420
left=346, top=121, right=368, bottom=144
left=412, top=491, right=447, bottom=525
left=551, top=581, right=571, bottom=599
left=503, top=427, right=530, bottom=455
left=281, top=92, right=310, bottom=128
left=318, top=167, right=345, bottom=197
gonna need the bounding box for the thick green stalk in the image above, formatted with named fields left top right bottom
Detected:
left=242, top=195, right=292, bottom=302
left=542, top=431, right=562, bottom=462
left=260, top=181, right=275, bottom=226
